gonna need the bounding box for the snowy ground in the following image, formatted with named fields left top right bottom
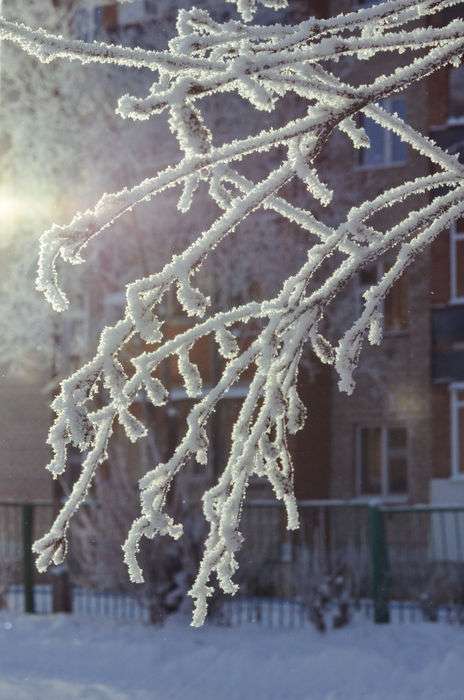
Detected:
left=1, top=612, right=463, bottom=700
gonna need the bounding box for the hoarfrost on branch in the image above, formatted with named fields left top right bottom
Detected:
left=1, top=0, right=464, bottom=625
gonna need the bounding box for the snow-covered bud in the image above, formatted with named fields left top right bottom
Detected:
left=169, top=104, right=212, bottom=156
left=52, top=541, right=67, bottom=566
left=177, top=279, right=210, bottom=318
left=139, top=464, right=170, bottom=492
left=67, top=406, right=94, bottom=449
left=34, top=534, right=67, bottom=573
left=143, top=375, right=168, bottom=407
left=118, top=409, right=147, bottom=443
left=287, top=387, right=307, bottom=435
left=178, top=348, right=203, bottom=398
left=254, top=452, right=266, bottom=477
left=339, top=116, right=370, bottom=149
left=231, top=0, right=288, bottom=21
left=336, top=332, right=364, bottom=396
left=136, top=309, right=163, bottom=344
left=194, top=427, right=209, bottom=465
left=368, top=310, right=384, bottom=346
left=260, top=432, right=279, bottom=462
left=178, top=174, right=201, bottom=213
left=272, top=387, right=286, bottom=419
left=215, top=328, right=239, bottom=359
left=284, top=494, right=299, bottom=531
left=234, top=0, right=257, bottom=22
left=238, top=76, right=276, bottom=111
left=298, top=165, right=332, bottom=206
left=104, top=359, right=127, bottom=399
left=311, top=332, right=335, bottom=365
left=46, top=451, right=67, bottom=478
left=126, top=286, right=163, bottom=343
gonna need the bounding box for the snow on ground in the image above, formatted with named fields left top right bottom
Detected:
left=1, top=612, right=464, bottom=700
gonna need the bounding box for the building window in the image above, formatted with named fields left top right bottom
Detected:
left=357, top=260, right=408, bottom=332
left=71, top=8, right=100, bottom=41
left=356, top=426, right=408, bottom=497
left=118, top=0, right=147, bottom=26
left=450, top=219, right=464, bottom=303
left=450, top=384, right=464, bottom=478
left=449, top=64, right=464, bottom=122
left=358, top=98, right=407, bottom=168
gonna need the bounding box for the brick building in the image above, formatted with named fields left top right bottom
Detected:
left=313, top=1, right=464, bottom=508
left=2, top=0, right=463, bottom=514
left=62, top=0, right=464, bottom=511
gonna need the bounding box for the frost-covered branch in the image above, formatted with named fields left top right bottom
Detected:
left=3, top=0, right=464, bottom=625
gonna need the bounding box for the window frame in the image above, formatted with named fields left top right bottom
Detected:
left=356, top=97, right=408, bottom=171
left=355, top=425, right=409, bottom=500
left=450, top=383, right=464, bottom=479
left=449, top=220, right=464, bottom=304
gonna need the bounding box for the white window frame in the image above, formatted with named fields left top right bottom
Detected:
left=357, top=97, right=407, bottom=170
left=450, top=383, right=464, bottom=479
left=449, top=221, right=464, bottom=304
left=355, top=426, right=409, bottom=501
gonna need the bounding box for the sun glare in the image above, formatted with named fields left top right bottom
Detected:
left=0, top=193, right=23, bottom=226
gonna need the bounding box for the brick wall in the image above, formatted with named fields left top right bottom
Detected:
left=0, top=372, right=53, bottom=502
left=318, top=7, right=435, bottom=504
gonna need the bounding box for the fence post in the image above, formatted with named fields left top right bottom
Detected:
left=52, top=566, right=73, bottom=614
left=22, top=504, right=35, bottom=614
left=368, top=504, right=390, bottom=624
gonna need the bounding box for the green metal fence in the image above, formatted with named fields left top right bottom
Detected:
left=2, top=499, right=464, bottom=627
left=0, top=501, right=55, bottom=614
left=217, top=500, right=464, bottom=627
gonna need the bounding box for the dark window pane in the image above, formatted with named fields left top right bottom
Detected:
left=455, top=240, right=464, bottom=298
left=388, top=456, right=408, bottom=494
left=450, top=65, right=464, bottom=119
left=359, top=264, right=378, bottom=287
left=391, top=132, right=407, bottom=164
left=359, top=99, right=406, bottom=166
left=360, top=428, right=382, bottom=494
left=388, top=428, right=407, bottom=451
left=458, top=407, right=464, bottom=475
left=359, top=118, right=385, bottom=166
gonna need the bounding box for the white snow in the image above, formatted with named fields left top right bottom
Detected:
left=1, top=612, right=464, bottom=700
